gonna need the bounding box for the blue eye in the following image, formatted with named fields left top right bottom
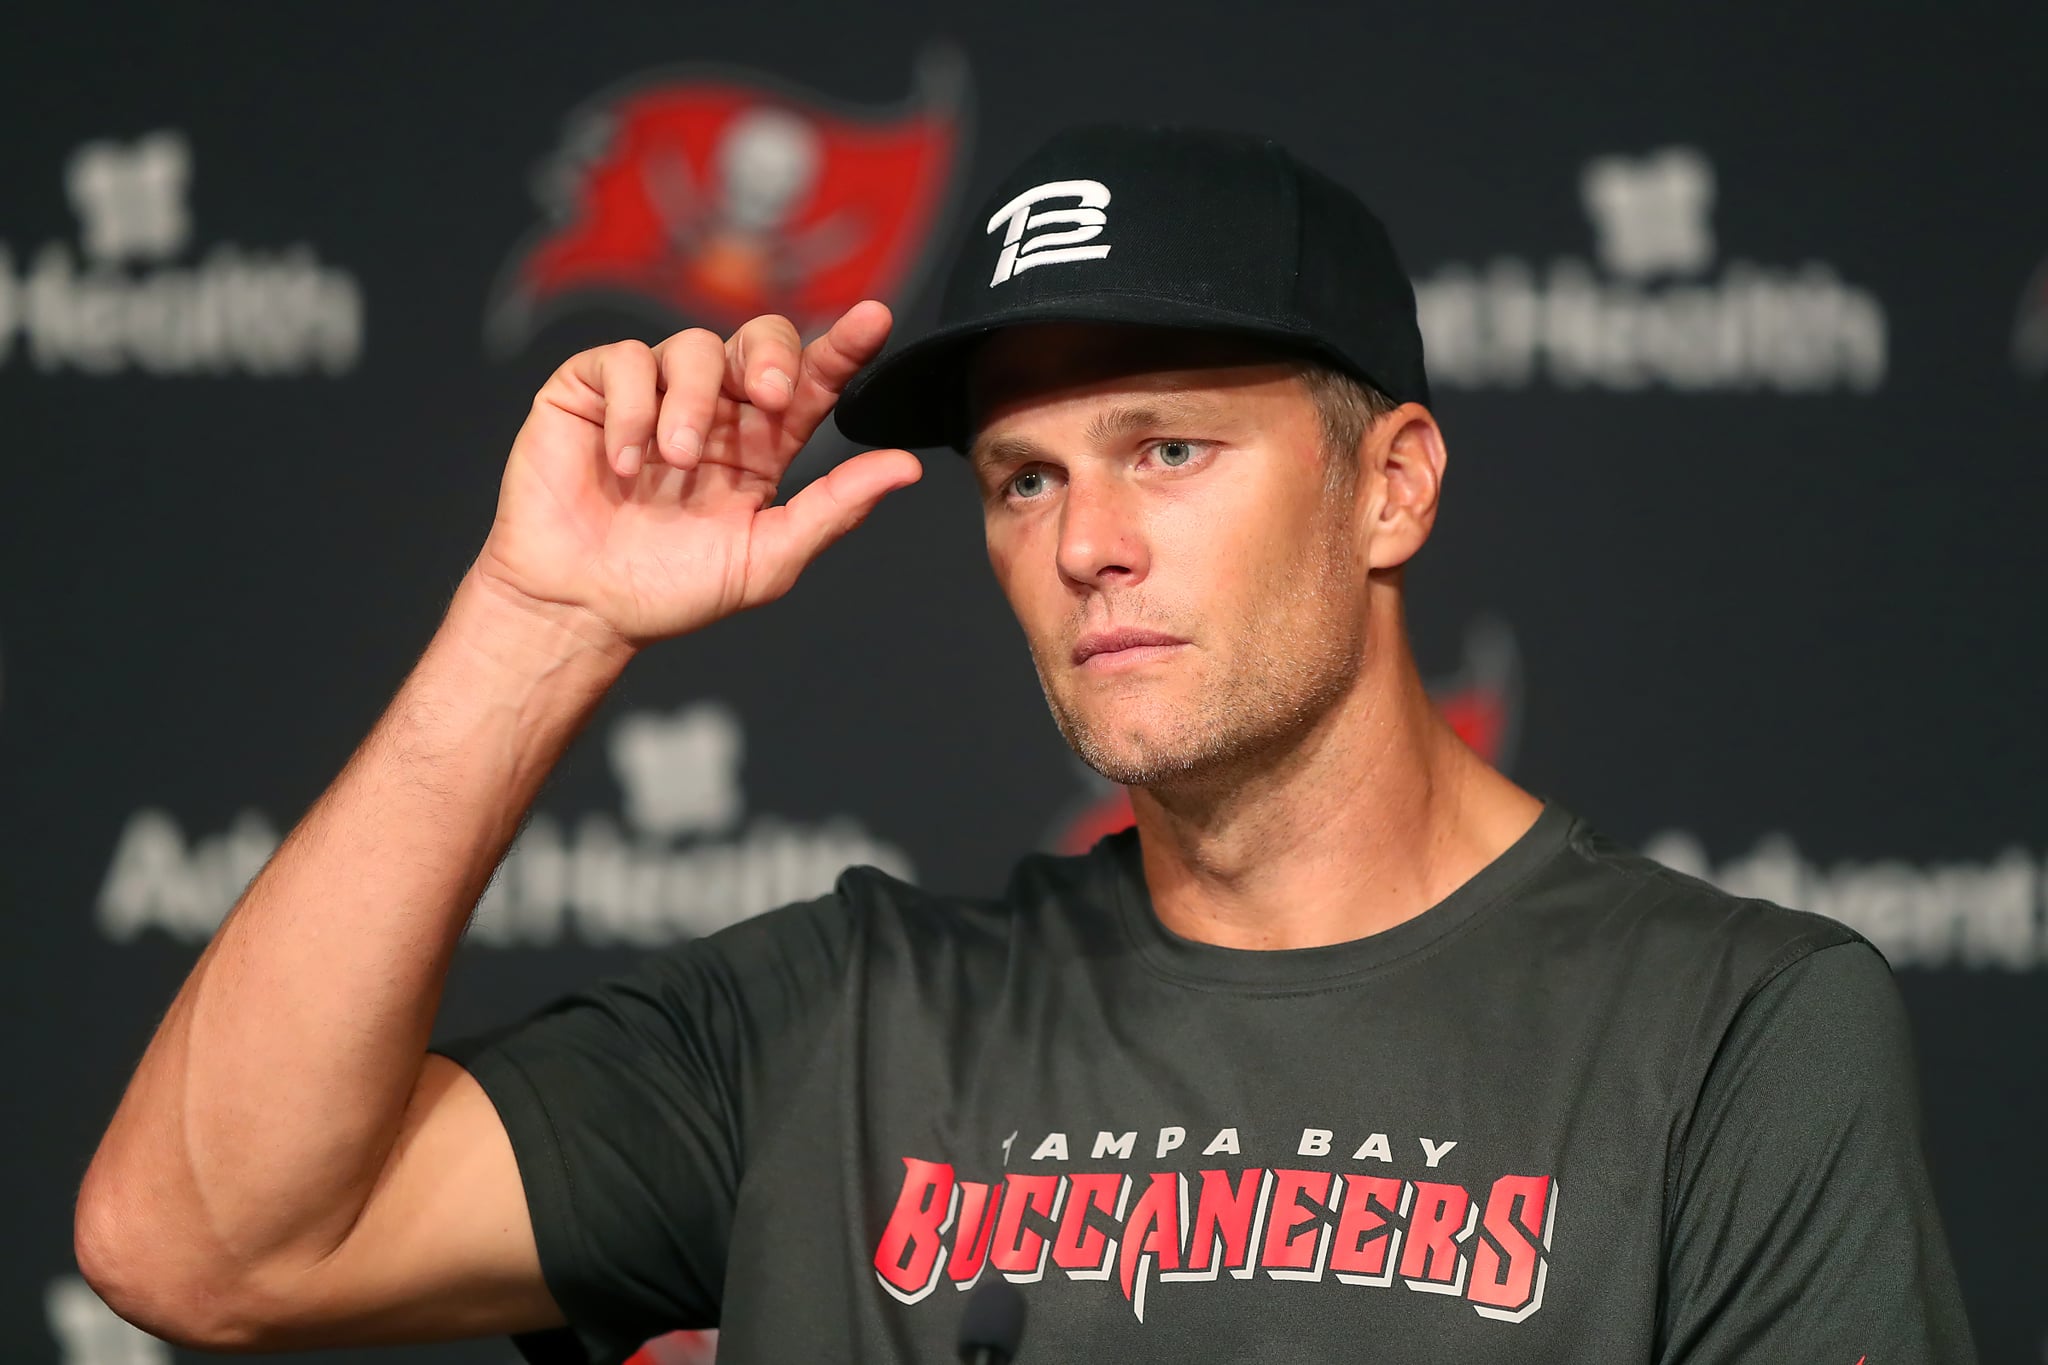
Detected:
left=1010, top=469, right=1046, bottom=498
left=1157, top=441, right=1196, bottom=467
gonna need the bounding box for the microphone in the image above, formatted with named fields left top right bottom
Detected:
left=956, top=1276, right=1027, bottom=1365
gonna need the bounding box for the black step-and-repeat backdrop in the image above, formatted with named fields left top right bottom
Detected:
left=4, top=4, right=2043, bottom=1362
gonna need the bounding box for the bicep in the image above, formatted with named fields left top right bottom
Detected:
left=288, top=894, right=853, bottom=1357
left=251, top=1055, right=565, bottom=1348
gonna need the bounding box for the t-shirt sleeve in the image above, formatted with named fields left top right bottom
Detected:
left=1657, top=939, right=1978, bottom=1364
left=428, top=892, right=857, bottom=1365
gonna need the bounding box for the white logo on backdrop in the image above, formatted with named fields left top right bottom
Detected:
left=95, top=701, right=913, bottom=947
left=0, top=130, right=363, bottom=376
left=1646, top=830, right=2047, bottom=970
left=70, top=133, right=193, bottom=264
left=1581, top=146, right=1716, bottom=278
left=609, top=703, right=745, bottom=836
left=2013, top=254, right=2048, bottom=381
left=1414, top=145, right=1887, bottom=392
left=46, top=1276, right=170, bottom=1365
left=986, top=178, right=1112, bottom=286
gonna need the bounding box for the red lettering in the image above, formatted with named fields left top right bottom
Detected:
left=1468, top=1174, right=1556, bottom=1320
left=1329, top=1173, right=1407, bottom=1284
left=945, top=1180, right=1003, bottom=1286
left=873, top=1157, right=956, bottom=1303
left=1167, top=1168, right=1268, bottom=1279
left=1052, top=1173, right=1128, bottom=1275
left=1398, top=1180, right=1474, bottom=1291
left=1116, top=1172, right=1184, bottom=1320
left=1260, top=1169, right=1337, bottom=1279
left=988, top=1173, right=1065, bottom=1281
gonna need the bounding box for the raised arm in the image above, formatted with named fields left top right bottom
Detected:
left=72, top=305, right=920, bottom=1351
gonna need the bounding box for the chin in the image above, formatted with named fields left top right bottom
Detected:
left=1059, top=706, right=1220, bottom=788
left=1077, top=740, right=1221, bottom=791
left=1065, top=695, right=1180, bottom=747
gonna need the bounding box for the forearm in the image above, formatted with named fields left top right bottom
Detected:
left=79, top=566, right=632, bottom=1282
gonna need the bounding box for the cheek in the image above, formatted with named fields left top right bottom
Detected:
left=1173, top=491, right=1346, bottom=626
left=1158, top=483, right=1290, bottom=588
left=985, top=524, right=1048, bottom=622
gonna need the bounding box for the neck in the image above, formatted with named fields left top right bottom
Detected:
left=1130, top=595, right=1542, bottom=951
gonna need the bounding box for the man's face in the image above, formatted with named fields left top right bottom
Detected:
left=969, top=324, right=1371, bottom=791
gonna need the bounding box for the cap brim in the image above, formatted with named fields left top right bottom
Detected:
left=833, top=294, right=1332, bottom=452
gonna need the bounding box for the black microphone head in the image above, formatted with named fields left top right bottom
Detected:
left=956, top=1276, right=1027, bottom=1364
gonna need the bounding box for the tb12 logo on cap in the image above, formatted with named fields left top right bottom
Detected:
left=985, top=178, right=1112, bottom=286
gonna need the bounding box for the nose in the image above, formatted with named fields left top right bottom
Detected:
left=1055, top=467, right=1149, bottom=589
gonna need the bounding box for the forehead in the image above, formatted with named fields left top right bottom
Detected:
left=966, top=323, right=1307, bottom=451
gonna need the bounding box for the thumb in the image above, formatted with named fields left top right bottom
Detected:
left=745, top=447, right=924, bottom=602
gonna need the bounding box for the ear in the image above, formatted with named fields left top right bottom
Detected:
left=1363, top=403, right=1446, bottom=570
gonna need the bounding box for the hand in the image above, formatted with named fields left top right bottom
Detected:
left=471, top=301, right=921, bottom=649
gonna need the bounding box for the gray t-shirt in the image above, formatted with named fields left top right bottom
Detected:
left=433, top=803, right=1977, bottom=1363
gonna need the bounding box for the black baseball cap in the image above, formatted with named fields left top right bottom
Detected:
left=833, top=123, right=1431, bottom=452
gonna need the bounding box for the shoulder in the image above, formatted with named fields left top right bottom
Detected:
left=1532, top=813, right=1873, bottom=998
left=1491, top=812, right=1896, bottom=1099
left=1710, top=934, right=1906, bottom=1058
left=823, top=836, right=1125, bottom=951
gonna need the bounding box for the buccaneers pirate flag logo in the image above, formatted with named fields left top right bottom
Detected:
left=485, top=49, right=966, bottom=351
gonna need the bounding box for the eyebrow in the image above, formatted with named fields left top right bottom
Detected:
left=970, top=395, right=1227, bottom=473
left=970, top=433, right=1041, bottom=475
left=1084, top=397, right=1220, bottom=446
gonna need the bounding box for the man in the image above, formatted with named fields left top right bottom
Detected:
left=75, top=126, right=1974, bottom=1363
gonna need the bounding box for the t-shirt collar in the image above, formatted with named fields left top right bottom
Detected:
left=1103, top=800, right=1576, bottom=992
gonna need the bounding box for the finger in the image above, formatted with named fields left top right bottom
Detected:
left=780, top=300, right=894, bottom=448
left=592, top=341, right=659, bottom=479
left=724, top=314, right=804, bottom=413
left=651, top=328, right=725, bottom=470
left=746, top=447, right=923, bottom=602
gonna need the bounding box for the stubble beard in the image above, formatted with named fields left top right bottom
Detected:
left=1032, top=505, right=1366, bottom=793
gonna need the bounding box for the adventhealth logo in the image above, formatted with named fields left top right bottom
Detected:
left=1414, top=145, right=1887, bottom=393
left=1646, top=829, right=2048, bottom=970
left=94, top=701, right=913, bottom=947
left=0, top=130, right=363, bottom=377
left=986, top=178, right=1112, bottom=285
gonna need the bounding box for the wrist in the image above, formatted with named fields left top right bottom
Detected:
left=445, top=564, right=639, bottom=687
